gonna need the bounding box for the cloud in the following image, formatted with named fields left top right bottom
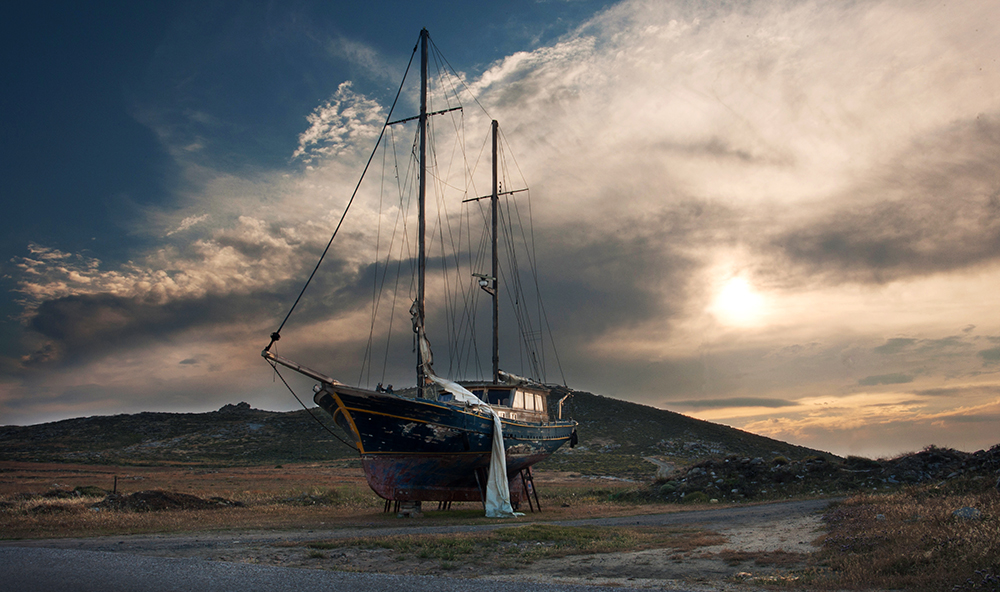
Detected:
left=770, top=116, right=1000, bottom=285
left=166, top=214, right=209, bottom=236
left=858, top=373, right=913, bottom=386
left=14, top=217, right=307, bottom=311
left=916, top=385, right=1000, bottom=398
left=8, top=211, right=392, bottom=370
left=670, top=397, right=796, bottom=409
left=872, top=338, right=918, bottom=355
left=22, top=291, right=276, bottom=368
left=291, top=82, right=384, bottom=164
left=978, top=347, right=1000, bottom=364
left=733, top=390, right=1000, bottom=457
left=535, top=201, right=722, bottom=339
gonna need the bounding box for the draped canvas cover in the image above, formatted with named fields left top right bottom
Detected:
left=417, top=325, right=521, bottom=517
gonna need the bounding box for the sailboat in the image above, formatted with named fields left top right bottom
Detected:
left=262, top=29, right=577, bottom=516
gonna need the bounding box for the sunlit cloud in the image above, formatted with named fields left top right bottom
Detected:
left=166, top=214, right=209, bottom=236
left=292, top=82, right=385, bottom=164
left=725, top=389, right=1000, bottom=456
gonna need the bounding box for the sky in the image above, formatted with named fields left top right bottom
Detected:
left=2, top=0, right=999, bottom=459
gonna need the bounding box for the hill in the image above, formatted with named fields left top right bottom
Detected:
left=0, top=391, right=835, bottom=477
left=0, top=402, right=352, bottom=467
left=545, top=388, right=836, bottom=476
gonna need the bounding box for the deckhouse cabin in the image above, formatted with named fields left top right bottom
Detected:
left=466, top=385, right=549, bottom=423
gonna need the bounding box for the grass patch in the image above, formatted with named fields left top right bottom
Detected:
left=307, top=524, right=724, bottom=569
left=719, top=549, right=807, bottom=567
left=0, top=485, right=384, bottom=539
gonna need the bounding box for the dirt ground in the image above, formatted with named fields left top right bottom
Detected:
left=1, top=461, right=832, bottom=589
left=204, top=508, right=825, bottom=590
left=504, top=512, right=823, bottom=589
left=5, top=500, right=829, bottom=590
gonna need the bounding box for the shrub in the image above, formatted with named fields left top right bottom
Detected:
left=73, top=485, right=107, bottom=497
left=682, top=491, right=709, bottom=504
left=845, top=455, right=882, bottom=470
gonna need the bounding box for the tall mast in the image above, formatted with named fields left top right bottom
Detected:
left=417, top=28, right=428, bottom=389
left=491, top=120, right=499, bottom=384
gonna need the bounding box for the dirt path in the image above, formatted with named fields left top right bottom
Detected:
left=4, top=498, right=836, bottom=590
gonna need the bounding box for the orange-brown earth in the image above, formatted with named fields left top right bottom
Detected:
left=1, top=461, right=827, bottom=590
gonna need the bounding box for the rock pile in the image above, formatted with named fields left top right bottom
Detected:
left=654, top=444, right=1000, bottom=502
left=91, top=490, right=244, bottom=512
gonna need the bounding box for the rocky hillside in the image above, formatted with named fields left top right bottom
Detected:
left=1, top=391, right=835, bottom=475
left=636, top=444, right=1000, bottom=503
left=556, top=389, right=836, bottom=456
left=0, top=402, right=354, bottom=466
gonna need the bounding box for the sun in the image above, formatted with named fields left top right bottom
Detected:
left=710, top=277, right=765, bottom=326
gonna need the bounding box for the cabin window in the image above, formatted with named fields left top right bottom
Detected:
left=535, top=394, right=545, bottom=411
left=523, top=391, right=535, bottom=411
left=486, top=389, right=509, bottom=405
left=512, top=391, right=524, bottom=409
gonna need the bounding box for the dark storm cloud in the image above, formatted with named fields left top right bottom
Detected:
left=978, top=347, right=1000, bottom=363
left=537, top=199, right=735, bottom=340
left=669, top=397, right=796, bottom=409
left=565, top=355, right=710, bottom=403
left=871, top=335, right=982, bottom=359
left=540, top=230, right=689, bottom=334
left=771, top=114, right=1000, bottom=284
left=21, top=291, right=282, bottom=368
left=648, top=136, right=773, bottom=165
left=916, top=385, right=1000, bottom=398
left=12, top=246, right=385, bottom=371
left=858, top=373, right=913, bottom=386
left=949, top=414, right=1000, bottom=424
left=873, top=338, right=918, bottom=355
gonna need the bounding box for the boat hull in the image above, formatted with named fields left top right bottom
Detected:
left=314, top=385, right=575, bottom=502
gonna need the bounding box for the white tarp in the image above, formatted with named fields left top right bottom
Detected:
left=416, top=322, right=521, bottom=517
left=483, top=410, right=520, bottom=517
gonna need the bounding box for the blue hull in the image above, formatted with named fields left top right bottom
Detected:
left=314, top=385, right=576, bottom=502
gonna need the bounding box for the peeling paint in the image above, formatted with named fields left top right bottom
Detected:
left=313, top=384, right=576, bottom=502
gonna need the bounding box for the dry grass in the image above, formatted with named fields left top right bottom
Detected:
left=0, top=460, right=401, bottom=538
left=305, top=523, right=725, bottom=570
left=718, top=549, right=806, bottom=568
left=813, top=487, right=1000, bottom=591
left=0, top=461, right=666, bottom=540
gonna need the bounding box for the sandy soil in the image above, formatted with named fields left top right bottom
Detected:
left=5, top=498, right=832, bottom=590
left=491, top=512, right=823, bottom=590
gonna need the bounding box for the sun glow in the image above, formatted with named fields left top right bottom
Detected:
left=710, top=277, right=766, bottom=327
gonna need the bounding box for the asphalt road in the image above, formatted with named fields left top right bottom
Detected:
left=0, top=546, right=671, bottom=592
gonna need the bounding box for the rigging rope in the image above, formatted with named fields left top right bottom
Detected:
left=497, top=126, right=569, bottom=386
left=264, top=35, right=420, bottom=352
left=267, top=361, right=358, bottom=451
left=265, top=31, right=568, bottom=390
